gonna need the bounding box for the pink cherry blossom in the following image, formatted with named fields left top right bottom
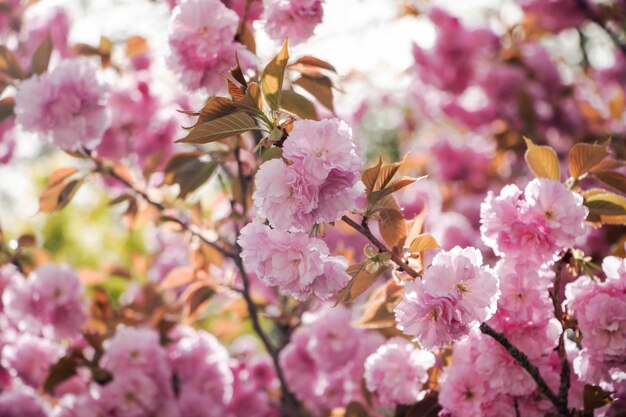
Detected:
left=394, top=279, right=471, bottom=349
left=280, top=305, right=383, bottom=413
left=2, top=333, right=63, bottom=388
left=14, top=59, right=110, bottom=150
left=167, top=326, right=233, bottom=417
left=167, top=0, right=254, bottom=92
left=0, top=386, right=48, bottom=417
left=264, top=0, right=323, bottom=45
left=412, top=8, right=498, bottom=94
left=238, top=222, right=349, bottom=300
left=519, top=0, right=586, bottom=32
left=2, top=263, right=87, bottom=339
left=422, top=246, right=500, bottom=323
left=252, top=159, right=319, bottom=232
left=254, top=119, right=363, bottom=231
left=481, top=179, right=588, bottom=264
left=364, top=337, right=435, bottom=407
left=566, top=256, right=626, bottom=385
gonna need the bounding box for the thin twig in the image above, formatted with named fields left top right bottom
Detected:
left=480, top=323, right=569, bottom=416
left=341, top=215, right=420, bottom=279
left=234, top=257, right=301, bottom=415
left=88, top=149, right=301, bottom=415
left=86, top=151, right=238, bottom=259
left=576, top=0, right=626, bottom=56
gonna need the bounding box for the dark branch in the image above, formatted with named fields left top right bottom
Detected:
left=576, top=0, right=626, bottom=56
left=480, top=323, right=570, bottom=416
left=340, top=215, right=420, bottom=279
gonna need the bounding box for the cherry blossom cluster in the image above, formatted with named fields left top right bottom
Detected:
left=394, top=247, right=499, bottom=349
left=0, top=263, right=278, bottom=417
left=480, top=178, right=589, bottom=265
left=279, top=306, right=384, bottom=414
left=566, top=257, right=626, bottom=388
left=239, top=118, right=363, bottom=300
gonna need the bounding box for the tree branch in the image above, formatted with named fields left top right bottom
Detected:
left=341, top=215, right=420, bottom=279
left=88, top=149, right=302, bottom=415
left=576, top=0, right=626, bottom=56
left=480, top=323, right=570, bottom=416
left=552, top=253, right=573, bottom=411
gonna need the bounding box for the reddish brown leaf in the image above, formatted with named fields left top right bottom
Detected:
left=0, top=46, right=24, bottom=79
left=280, top=90, right=319, bottom=120
left=30, top=33, right=53, bottom=75
left=293, top=74, right=334, bottom=112
left=569, top=141, right=610, bottom=179
left=593, top=171, right=626, bottom=195
left=0, top=96, right=15, bottom=123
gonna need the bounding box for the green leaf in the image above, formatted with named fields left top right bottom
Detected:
left=30, top=33, right=53, bottom=75
left=523, top=137, right=560, bottom=180
left=261, top=147, right=283, bottom=162
left=164, top=152, right=219, bottom=198
left=280, top=90, right=318, bottom=120
left=177, top=112, right=265, bottom=144
left=261, top=40, right=289, bottom=111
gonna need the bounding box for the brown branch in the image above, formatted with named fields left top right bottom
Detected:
left=88, top=149, right=302, bottom=415
left=552, top=252, right=573, bottom=410
left=340, top=215, right=420, bottom=279
left=576, top=0, right=626, bottom=56
left=480, top=323, right=570, bottom=416
left=234, top=257, right=302, bottom=416
left=86, top=151, right=238, bottom=259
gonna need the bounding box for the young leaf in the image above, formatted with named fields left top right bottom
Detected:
left=374, top=156, right=406, bottom=191
left=261, top=39, right=289, bottom=111
left=409, top=234, right=440, bottom=253
left=293, top=74, right=334, bottom=112
left=335, top=263, right=385, bottom=305
left=261, top=147, right=283, bottom=162
left=177, top=112, right=264, bottom=144
left=362, top=157, right=383, bottom=193
left=592, top=171, right=626, bottom=195
left=39, top=168, right=83, bottom=213
left=0, top=97, right=15, bottom=123
left=583, top=385, right=612, bottom=411
left=288, top=55, right=337, bottom=77
left=197, top=97, right=239, bottom=125
left=584, top=192, right=626, bottom=218
left=160, top=266, right=196, bottom=290
left=523, top=137, right=560, bottom=180
left=30, top=33, right=53, bottom=75
left=378, top=207, right=407, bottom=250
left=164, top=153, right=218, bottom=198
left=354, top=280, right=402, bottom=329
left=0, top=46, right=24, bottom=79
left=280, top=90, right=319, bottom=120
left=569, top=141, right=610, bottom=179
